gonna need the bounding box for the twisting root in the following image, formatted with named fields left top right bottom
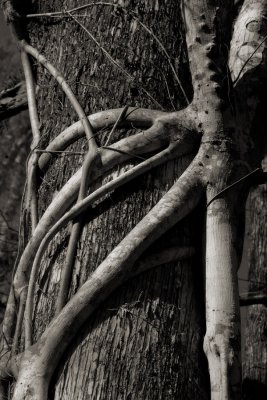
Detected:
left=37, top=107, right=165, bottom=170
left=0, top=244, right=194, bottom=391
left=20, top=40, right=100, bottom=346
left=25, top=133, right=197, bottom=345
left=21, top=47, right=40, bottom=232
left=2, top=126, right=158, bottom=347
left=2, top=107, right=197, bottom=353
left=13, top=162, right=203, bottom=400
left=54, top=150, right=98, bottom=315
left=21, top=41, right=97, bottom=147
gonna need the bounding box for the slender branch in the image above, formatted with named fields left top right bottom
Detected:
left=54, top=150, right=98, bottom=317
left=206, top=168, right=263, bottom=207
left=104, top=105, right=129, bottom=146
left=25, top=150, right=39, bottom=232
left=36, top=149, right=87, bottom=155
left=20, top=51, right=40, bottom=148
left=0, top=81, right=27, bottom=121
left=21, top=41, right=97, bottom=149
left=240, top=291, right=267, bottom=307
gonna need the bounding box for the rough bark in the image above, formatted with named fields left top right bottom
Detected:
left=2, top=1, right=208, bottom=399
left=243, top=184, right=267, bottom=399
left=230, top=0, right=267, bottom=397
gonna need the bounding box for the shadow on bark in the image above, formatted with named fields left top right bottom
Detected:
left=242, top=379, right=267, bottom=400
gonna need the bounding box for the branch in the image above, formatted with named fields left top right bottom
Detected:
left=20, top=50, right=40, bottom=232
left=206, top=168, right=263, bottom=207
left=21, top=41, right=97, bottom=148
left=53, top=149, right=98, bottom=317
left=104, top=105, right=129, bottom=146
left=0, top=82, right=27, bottom=121
left=240, top=291, right=267, bottom=307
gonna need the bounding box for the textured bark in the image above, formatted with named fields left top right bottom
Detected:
left=0, top=8, right=30, bottom=322
left=230, top=1, right=267, bottom=398
left=243, top=185, right=267, bottom=399
left=0, top=113, right=30, bottom=324
left=7, top=1, right=208, bottom=399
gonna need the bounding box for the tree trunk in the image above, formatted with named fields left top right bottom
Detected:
left=243, top=182, right=267, bottom=399
left=4, top=1, right=208, bottom=399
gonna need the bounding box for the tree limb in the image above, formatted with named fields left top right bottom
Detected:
left=0, top=82, right=27, bottom=121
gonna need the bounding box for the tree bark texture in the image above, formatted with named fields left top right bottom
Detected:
left=243, top=184, right=267, bottom=400
left=14, top=1, right=208, bottom=399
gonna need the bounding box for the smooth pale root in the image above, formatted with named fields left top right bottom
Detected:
left=183, top=0, right=242, bottom=398
left=13, top=109, right=197, bottom=297
left=0, top=245, right=195, bottom=388
left=204, top=199, right=241, bottom=400
left=12, top=126, right=165, bottom=295
left=53, top=109, right=168, bottom=316
left=12, top=164, right=203, bottom=400
left=1, top=105, right=198, bottom=353
left=38, top=107, right=165, bottom=170
left=21, top=50, right=40, bottom=231
left=4, top=108, right=197, bottom=343
left=24, top=138, right=198, bottom=344
left=21, top=41, right=96, bottom=148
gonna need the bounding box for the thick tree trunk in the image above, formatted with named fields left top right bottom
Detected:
left=6, top=1, right=208, bottom=399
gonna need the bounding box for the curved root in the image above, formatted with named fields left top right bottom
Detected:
left=13, top=163, right=203, bottom=400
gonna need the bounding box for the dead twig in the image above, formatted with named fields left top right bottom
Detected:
left=104, top=105, right=129, bottom=146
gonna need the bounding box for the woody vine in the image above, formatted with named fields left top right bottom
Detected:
left=0, top=0, right=267, bottom=399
